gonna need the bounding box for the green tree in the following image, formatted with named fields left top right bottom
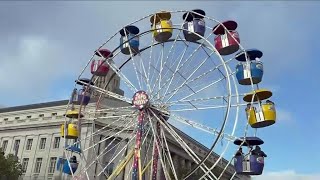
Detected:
left=0, top=148, right=23, bottom=180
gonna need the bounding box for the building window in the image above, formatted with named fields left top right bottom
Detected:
left=34, top=158, right=42, bottom=173
left=27, top=115, right=32, bottom=119
left=15, top=117, right=20, bottom=120
left=48, top=157, right=57, bottom=173
left=39, top=114, right=44, bottom=117
left=52, top=113, right=57, bottom=116
left=22, top=158, right=29, bottom=173
left=1, top=140, right=8, bottom=152
left=26, top=139, right=33, bottom=150
left=3, top=118, right=8, bottom=121
left=53, top=137, right=60, bottom=149
left=105, top=162, right=114, bottom=176
left=14, top=139, right=20, bottom=152
left=39, top=138, right=46, bottom=149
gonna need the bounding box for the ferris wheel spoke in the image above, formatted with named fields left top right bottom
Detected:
left=151, top=23, right=190, bottom=98
left=82, top=117, right=136, bottom=152
left=157, top=44, right=165, bottom=100
left=86, top=106, right=134, bottom=114
left=217, top=157, right=235, bottom=180
left=77, top=119, right=136, bottom=176
left=83, top=132, right=137, bottom=177
left=200, top=46, right=228, bottom=78
left=66, top=111, right=137, bottom=154
left=160, top=64, right=233, bottom=104
left=160, top=120, right=216, bottom=180
left=85, top=117, right=152, bottom=178
left=163, top=51, right=216, bottom=103
left=102, top=58, right=139, bottom=93
left=159, top=125, right=179, bottom=180
left=135, top=52, right=159, bottom=93
left=165, top=94, right=245, bottom=106
left=138, top=51, right=153, bottom=93
left=146, top=115, right=172, bottom=180
left=150, top=41, right=190, bottom=102
left=122, top=29, right=145, bottom=91
left=170, top=70, right=236, bottom=104
left=96, top=135, right=136, bottom=176
left=148, top=43, right=164, bottom=99
left=160, top=32, right=215, bottom=101
left=148, top=109, right=216, bottom=179
left=76, top=80, right=132, bottom=104
left=145, top=25, right=160, bottom=94
left=95, top=134, right=134, bottom=177
left=165, top=57, right=233, bottom=102
left=150, top=36, right=207, bottom=102
left=169, top=113, right=237, bottom=142
left=169, top=103, right=247, bottom=112
left=130, top=54, right=144, bottom=90
left=108, top=122, right=152, bottom=179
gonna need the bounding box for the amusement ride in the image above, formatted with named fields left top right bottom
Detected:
left=57, top=9, right=277, bottom=180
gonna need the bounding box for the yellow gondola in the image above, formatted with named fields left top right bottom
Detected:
left=61, top=123, right=79, bottom=139
left=150, top=11, right=173, bottom=43
left=64, top=109, right=84, bottom=119
left=244, top=89, right=276, bottom=128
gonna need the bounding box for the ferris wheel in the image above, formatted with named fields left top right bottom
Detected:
left=57, top=9, right=277, bottom=180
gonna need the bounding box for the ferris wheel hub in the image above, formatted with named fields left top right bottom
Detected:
left=132, top=90, right=150, bottom=110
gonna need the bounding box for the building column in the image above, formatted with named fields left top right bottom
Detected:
left=186, top=160, right=192, bottom=171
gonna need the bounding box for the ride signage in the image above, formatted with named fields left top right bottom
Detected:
left=132, top=91, right=149, bottom=110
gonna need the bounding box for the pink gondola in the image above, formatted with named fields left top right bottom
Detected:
left=213, top=20, right=240, bottom=56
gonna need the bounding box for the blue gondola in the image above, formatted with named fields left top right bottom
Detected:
left=57, top=156, right=78, bottom=175
left=182, top=9, right=206, bottom=42
left=120, top=25, right=140, bottom=55
left=235, top=49, right=264, bottom=85
left=234, top=137, right=266, bottom=175
left=66, top=144, right=82, bottom=154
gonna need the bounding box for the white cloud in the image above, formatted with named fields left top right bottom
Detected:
left=0, top=35, right=84, bottom=104
left=253, top=170, right=320, bottom=180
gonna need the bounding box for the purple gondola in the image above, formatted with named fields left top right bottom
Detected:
left=182, top=9, right=206, bottom=42
left=234, top=137, right=266, bottom=175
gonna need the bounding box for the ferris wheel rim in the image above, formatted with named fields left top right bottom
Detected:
left=89, top=27, right=235, bottom=179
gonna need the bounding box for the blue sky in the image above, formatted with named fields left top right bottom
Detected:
left=0, top=1, right=319, bottom=179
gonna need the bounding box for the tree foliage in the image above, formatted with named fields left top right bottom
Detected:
left=0, top=148, right=23, bottom=180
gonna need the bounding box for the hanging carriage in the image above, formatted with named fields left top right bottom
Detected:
left=60, top=122, right=79, bottom=139
left=244, top=89, right=276, bottom=128
left=120, top=25, right=140, bottom=55
left=213, top=20, right=240, bottom=55
left=236, top=49, right=264, bottom=85
left=70, top=78, right=95, bottom=106
left=91, top=49, right=113, bottom=76
left=91, top=59, right=110, bottom=76
left=150, top=11, right=173, bottom=43
left=234, top=137, right=266, bottom=175
left=57, top=156, right=79, bottom=175
left=182, top=9, right=206, bottom=42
